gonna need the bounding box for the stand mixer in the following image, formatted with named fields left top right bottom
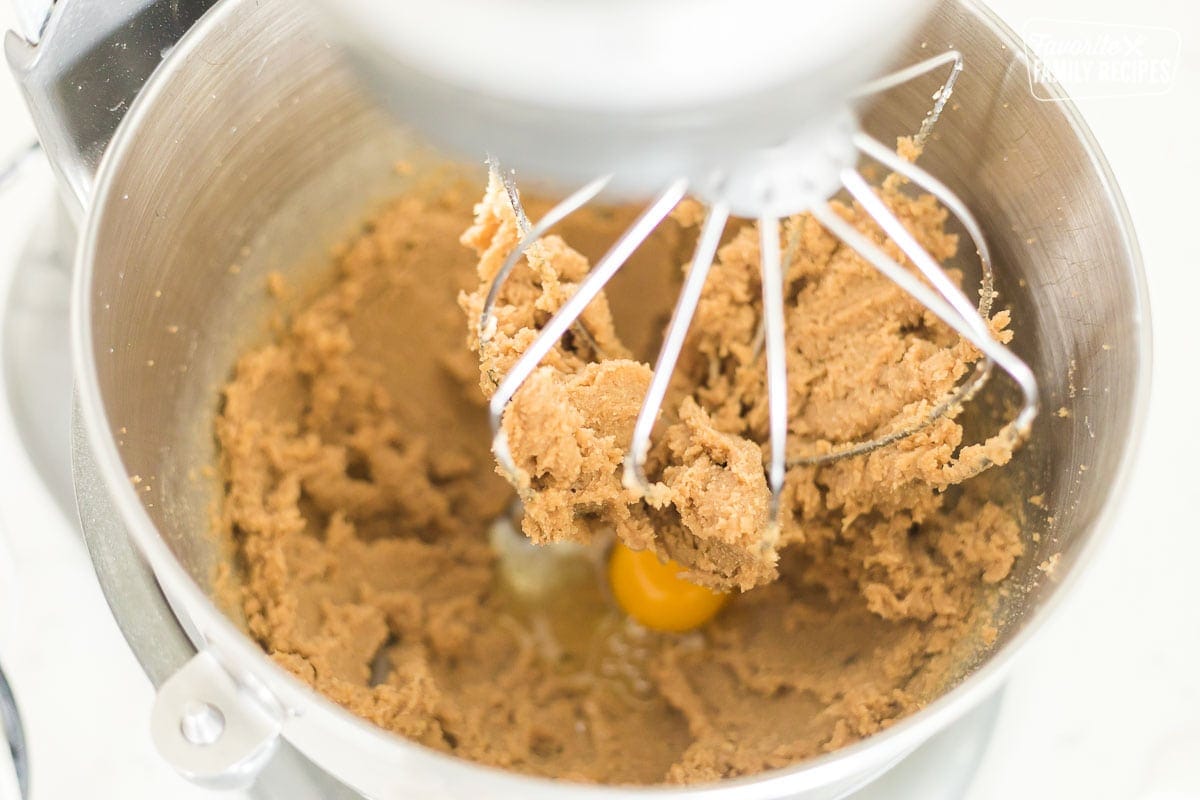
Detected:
left=2, top=0, right=1148, bottom=797
left=314, top=0, right=1038, bottom=533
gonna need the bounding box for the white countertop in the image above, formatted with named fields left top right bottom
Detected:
left=0, top=1, right=1198, bottom=798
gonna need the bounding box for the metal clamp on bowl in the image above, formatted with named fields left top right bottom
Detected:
left=150, top=650, right=283, bottom=790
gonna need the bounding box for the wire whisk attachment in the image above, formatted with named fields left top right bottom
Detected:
left=479, top=51, right=1037, bottom=536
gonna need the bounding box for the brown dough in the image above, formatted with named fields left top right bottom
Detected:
left=216, top=162, right=1023, bottom=785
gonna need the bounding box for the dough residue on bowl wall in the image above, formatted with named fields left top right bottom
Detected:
left=213, top=160, right=1023, bottom=785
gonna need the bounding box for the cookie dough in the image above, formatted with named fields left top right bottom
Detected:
left=215, top=163, right=1023, bottom=785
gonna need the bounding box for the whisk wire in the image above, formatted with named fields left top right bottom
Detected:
left=811, top=190, right=1038, bottom=454
left=854, top=131, right=994, bottom=310
left=854, top=50, right=963, bottom=148
left=489, top=180, right=689, bottom=480
left=844, top=174, right=985, bottom=329
left=623, top=201, right=731, bottom=495
left=759, top=215, right=788, bottom=532
left=479, top=173, right=612, bottom=344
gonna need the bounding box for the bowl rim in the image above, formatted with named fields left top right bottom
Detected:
left=70, top=0, right=1153, bottom=795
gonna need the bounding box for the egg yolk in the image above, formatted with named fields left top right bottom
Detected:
left=608, top=541, right=729, bottom=632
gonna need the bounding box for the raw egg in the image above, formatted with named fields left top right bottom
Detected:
left=608, top=541, right=728, bottom=632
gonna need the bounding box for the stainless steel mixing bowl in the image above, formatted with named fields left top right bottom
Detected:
left=7, top=0, right=1149, bottom=797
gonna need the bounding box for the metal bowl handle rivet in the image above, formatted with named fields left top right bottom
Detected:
left=179, top=701, right=225, bottom=746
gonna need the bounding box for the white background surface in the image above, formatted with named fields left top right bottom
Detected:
left=0, top=0, right=1197, bottom=798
